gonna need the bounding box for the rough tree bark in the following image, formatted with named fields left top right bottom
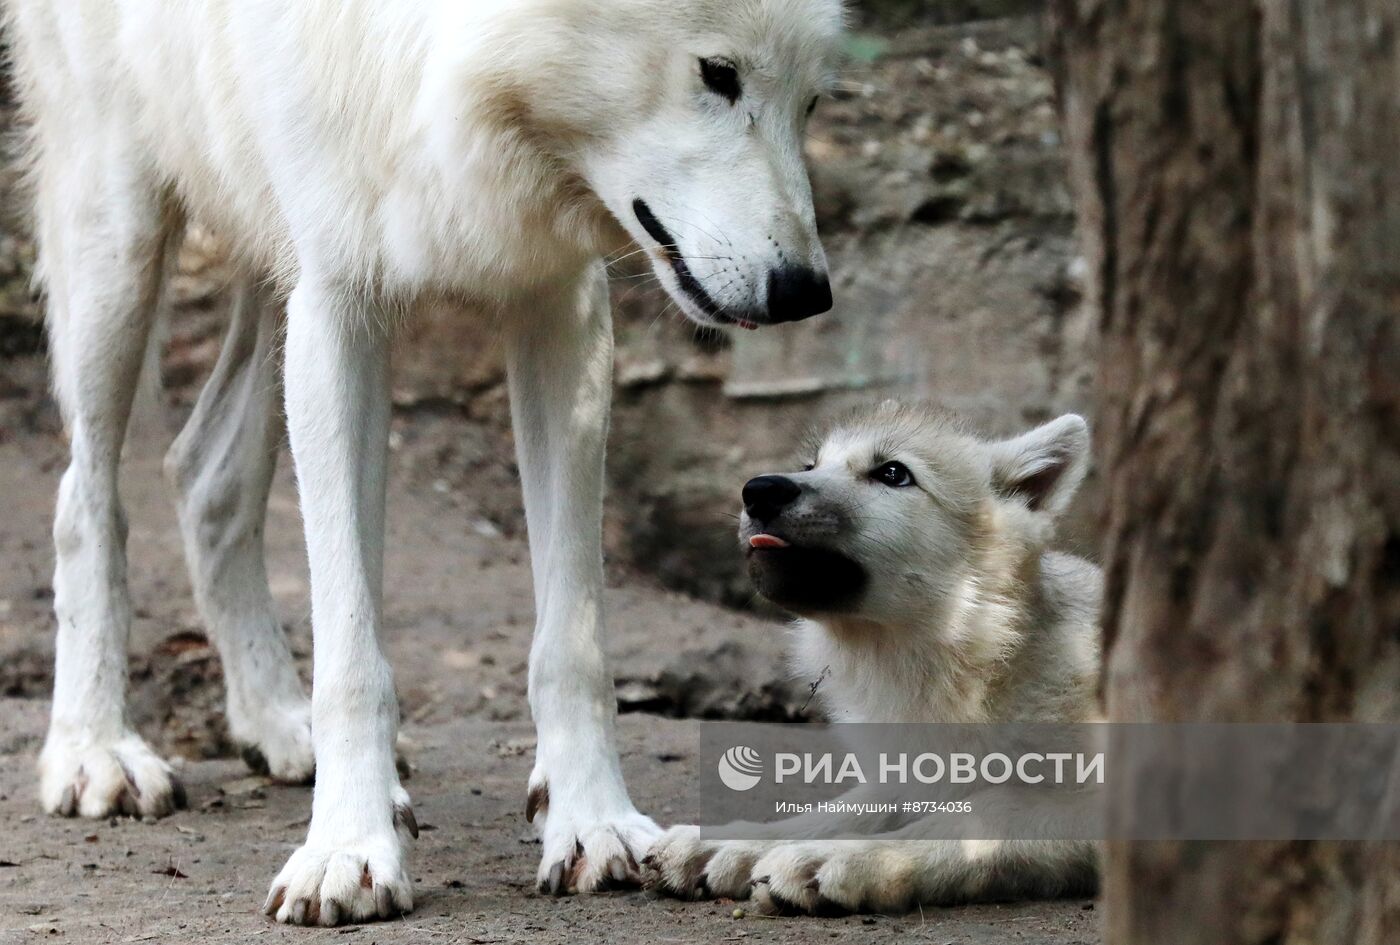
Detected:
left=1052, top=1, right=1400, bottom=942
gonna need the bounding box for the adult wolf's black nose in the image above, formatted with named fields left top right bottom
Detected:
left=766, top=266, right=832, bottom=323
left=743, top=475, right=802, bottom=521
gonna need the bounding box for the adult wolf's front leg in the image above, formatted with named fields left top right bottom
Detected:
left=505, top=265, right=660, bottom=895
left=264, top=280, right=415, bottom=926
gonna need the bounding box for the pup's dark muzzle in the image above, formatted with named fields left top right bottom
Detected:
left=740, top=474, right=865, bottom=613
left=746, top=542, right=867, bottom=614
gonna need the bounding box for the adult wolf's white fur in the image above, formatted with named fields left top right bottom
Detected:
left=4, top=0, right=842, bottom=926
left=646, top=402, right=1101, bottom=913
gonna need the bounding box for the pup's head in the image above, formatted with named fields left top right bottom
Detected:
left=738, top=402, right=1090, bottom=621
left=552, top=0, right=844, bottom=328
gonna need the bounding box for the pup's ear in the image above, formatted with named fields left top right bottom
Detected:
left=987, top=414, right=1090, bottom=517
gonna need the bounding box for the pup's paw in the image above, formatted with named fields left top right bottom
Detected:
left=642, top=826, right=766, bottom=900
left=264, top=789, right=418, bottom=926
left=39, top=732, right=187, bottom=819
left=235, top=700, right=315, bottom=784
left=528, top=779, right=661, bottom=895
left=797, top=843, right=920, bottom=914
left=749, top=843, right=852, bottom=916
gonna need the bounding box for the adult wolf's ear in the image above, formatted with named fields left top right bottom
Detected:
left=987, top=414, right=1090, bottom=517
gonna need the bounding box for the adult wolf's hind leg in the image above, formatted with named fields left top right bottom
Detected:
left=37, top=148, right=186, bottom=820
left=165, top=278, right=314, bottom=783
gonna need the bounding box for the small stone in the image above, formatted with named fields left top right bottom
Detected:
left=617, top=358, right=671, bottom=389
left=470, top=518, right=502, bottom=539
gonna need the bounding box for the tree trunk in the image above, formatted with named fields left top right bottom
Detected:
left=1051, top=0, right=1400, bottom=942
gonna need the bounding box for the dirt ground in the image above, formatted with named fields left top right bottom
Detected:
left=0, top=397, right=1101, bottom=943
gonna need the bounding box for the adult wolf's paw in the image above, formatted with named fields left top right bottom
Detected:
left=264, top=789, right=418, bottom=926
left=240, top=718, right=415, bottom=785
left=39, top=732, right=187, bottom=819
left=528, top=778, right=661, bottom=895
left=235, top=699, right=315, bottom=784
left=642, top=826, right=767, bottom=900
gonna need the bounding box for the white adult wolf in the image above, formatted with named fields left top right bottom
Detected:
left=3, top=0, right=843, bottom=925
left=646, top=402, right=1102, bottom=913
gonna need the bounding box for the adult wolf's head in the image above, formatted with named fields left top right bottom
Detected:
left=545, top=0, right=845, bottom=327
left=737, top=403, right=1091, bottom=622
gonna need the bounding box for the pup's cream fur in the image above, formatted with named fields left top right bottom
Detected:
left=3, top=0, right=843, bottom=926
left=646, top=402, right=1101, bottom=913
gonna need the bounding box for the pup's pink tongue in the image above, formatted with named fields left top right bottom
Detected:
left=749, top=534, right=790, bottom=549
left=738, top=320, right=758, bottom=330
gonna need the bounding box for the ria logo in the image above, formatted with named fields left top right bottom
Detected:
left=717, top=746, right=763, bottom=791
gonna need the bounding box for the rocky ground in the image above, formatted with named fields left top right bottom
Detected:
left=0, top=4, right=1103, bottom=943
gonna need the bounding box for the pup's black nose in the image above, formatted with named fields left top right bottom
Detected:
left=743, top=475, right=802, bottom=522
left=766, top=266, right=832, bottom=323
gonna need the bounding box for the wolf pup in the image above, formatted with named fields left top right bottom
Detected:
left=5, top=0, right=843, bottom=925
left=646, top=401, right=1101, bottom=913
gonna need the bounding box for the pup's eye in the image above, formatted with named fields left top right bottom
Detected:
left=700, top=57, right=741, bottom=103
left=801, top=462, right=815, bottom=472
left=872, top=461, right=914, bottom=488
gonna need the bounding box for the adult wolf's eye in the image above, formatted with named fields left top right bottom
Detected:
left=700, top=57, right=741, bottom=103
left=806, top=96, right=819, bottom=117
left=872, top=461, right=914, bottom=488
